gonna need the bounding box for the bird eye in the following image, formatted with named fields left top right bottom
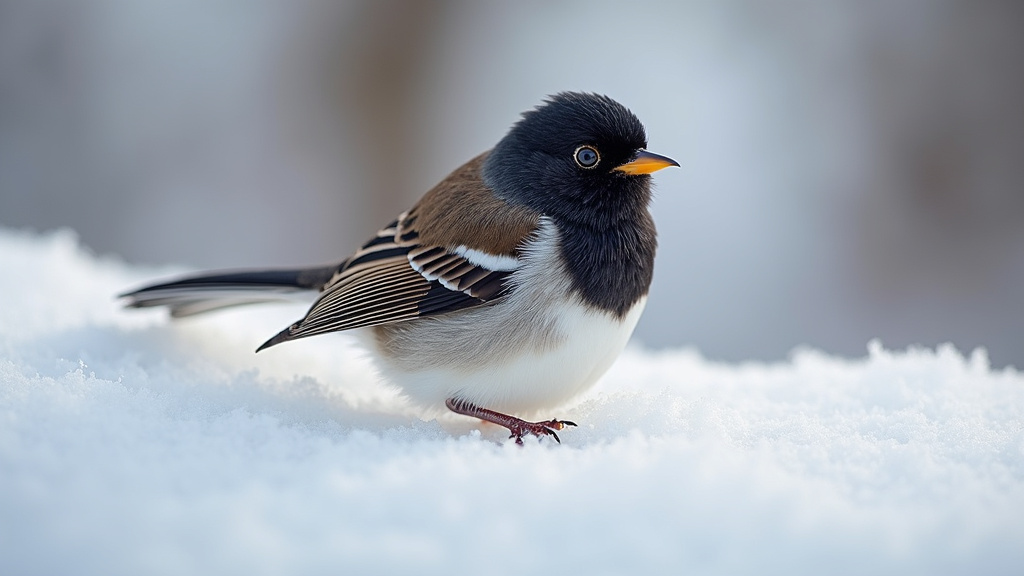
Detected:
left=574, top=145, right=600, bottom=169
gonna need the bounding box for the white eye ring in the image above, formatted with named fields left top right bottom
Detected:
left=574, top=145, right=600, bottom=169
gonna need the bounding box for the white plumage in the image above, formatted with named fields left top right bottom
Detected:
left=367, top=219, right=645, bottom=415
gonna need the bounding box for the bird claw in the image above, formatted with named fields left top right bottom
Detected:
left=509, top=419, right=577, bottom=445
left=445, top=398, right=578, bottom=446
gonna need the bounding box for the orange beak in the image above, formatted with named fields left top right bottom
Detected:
left=613, top=149, right=679, bottom=175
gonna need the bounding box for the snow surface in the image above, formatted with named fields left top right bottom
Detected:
left=1, top=227, right=1022, bottom=576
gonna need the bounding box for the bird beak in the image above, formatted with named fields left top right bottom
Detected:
left=613, top=149, right=680, bottom=175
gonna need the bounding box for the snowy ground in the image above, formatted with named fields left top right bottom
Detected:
left=1, top=227, right=1022, bottom=576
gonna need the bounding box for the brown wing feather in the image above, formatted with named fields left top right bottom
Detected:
left=257, top=152, right=541, bottom=351
left=401, top=153, right=539, bottom=256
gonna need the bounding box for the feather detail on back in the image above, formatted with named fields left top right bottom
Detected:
left=258, top=153, right=540, bottom=351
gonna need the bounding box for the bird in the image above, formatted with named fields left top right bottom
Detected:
left=121, top=92, right=678, bottom=444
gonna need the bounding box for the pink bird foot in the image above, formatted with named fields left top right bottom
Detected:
left=446, top=398, right=577, bottom=445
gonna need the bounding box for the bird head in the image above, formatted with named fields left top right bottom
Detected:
left=483, top=92, right=677, bottom=229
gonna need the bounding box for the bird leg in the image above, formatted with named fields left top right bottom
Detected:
left=445, top=398, right=576, bottom=445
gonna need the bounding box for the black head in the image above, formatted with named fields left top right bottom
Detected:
left=483, top=92, right=676, bottom=230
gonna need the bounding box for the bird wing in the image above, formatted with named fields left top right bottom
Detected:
left=258, top=154, right=541, bottom=351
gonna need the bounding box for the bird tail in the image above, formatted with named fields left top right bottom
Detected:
left=119, top=264, right=341, bottom=318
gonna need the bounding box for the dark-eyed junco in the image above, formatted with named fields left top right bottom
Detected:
left=122, top=92, right=677, bottom=443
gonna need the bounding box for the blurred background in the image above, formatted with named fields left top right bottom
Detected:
left=2, top=0, right=1022, bottom=367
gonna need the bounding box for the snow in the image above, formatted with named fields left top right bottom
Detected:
left=1, top=227, right=1022, bottom=576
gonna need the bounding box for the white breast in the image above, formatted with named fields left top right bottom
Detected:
left=364, top=219, right=647, bottom=416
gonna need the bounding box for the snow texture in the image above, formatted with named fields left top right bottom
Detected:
left=1, top=227, right=1022, bottom=575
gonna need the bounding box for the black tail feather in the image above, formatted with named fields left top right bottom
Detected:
left=120, top=264, right=341, bottom=318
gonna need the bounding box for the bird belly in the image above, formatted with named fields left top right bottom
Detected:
left=366, top=296, right=645, bottom=416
